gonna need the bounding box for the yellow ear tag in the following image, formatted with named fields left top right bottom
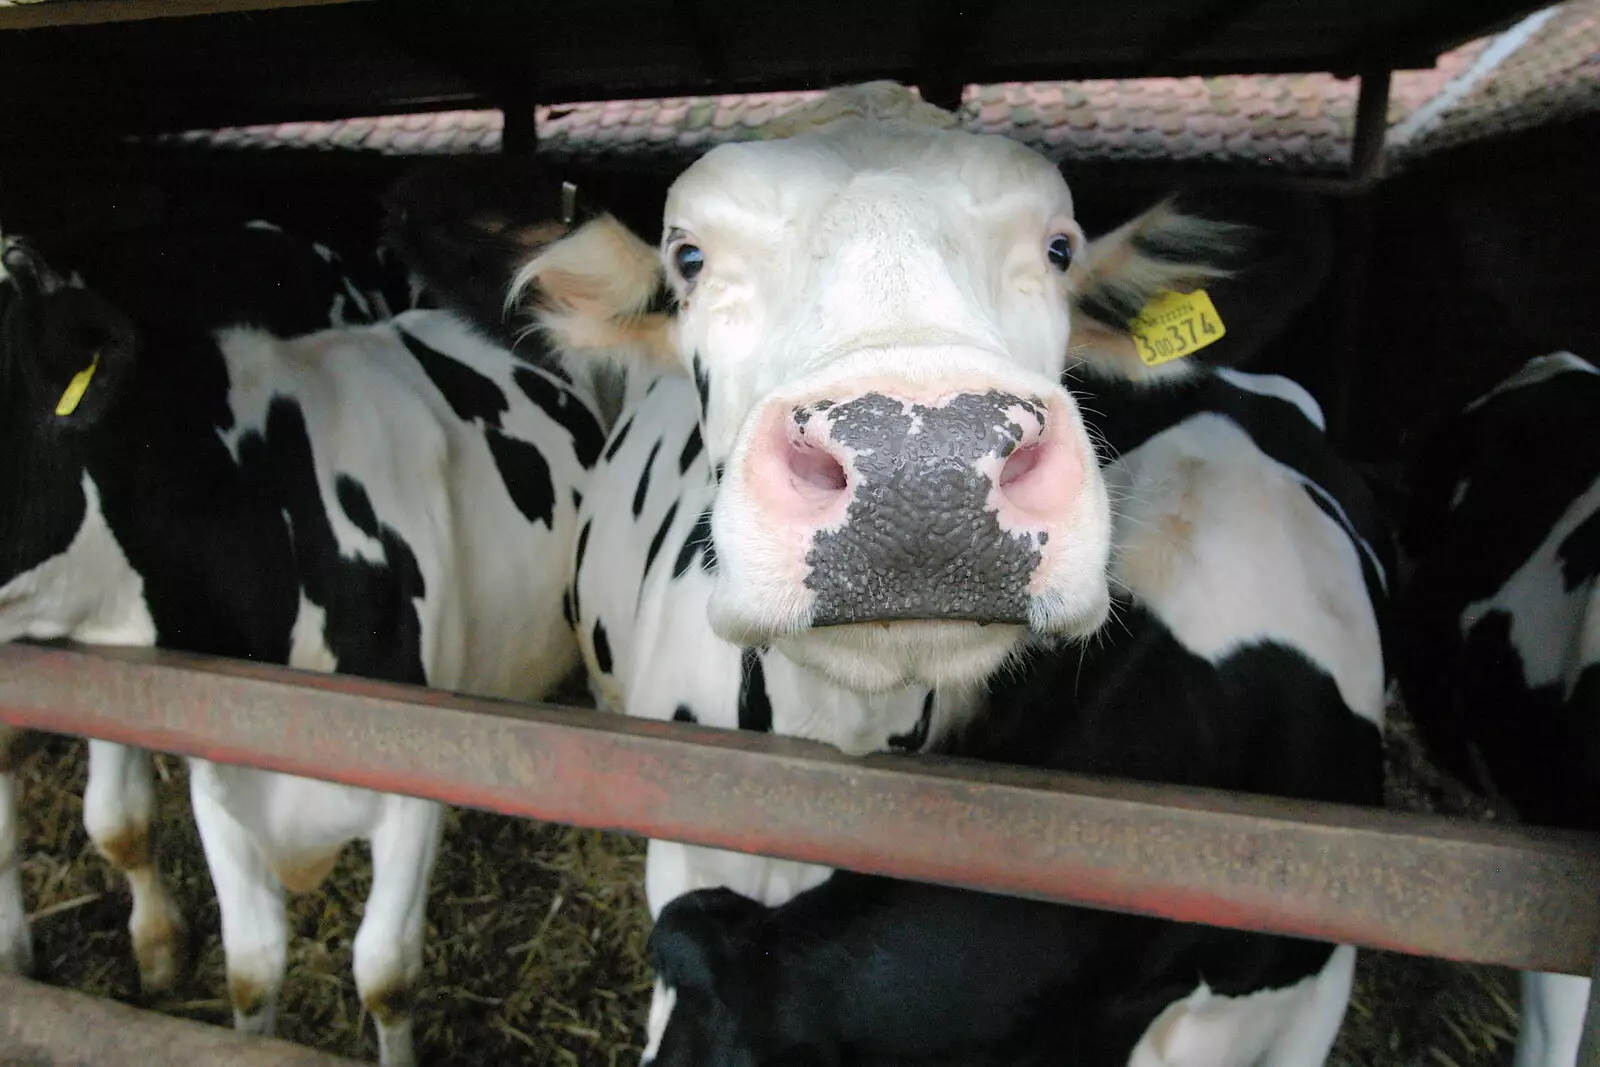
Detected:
left=1128, top=289, right=1226, bottom=367
left=54, top=351, right=100, bottom=417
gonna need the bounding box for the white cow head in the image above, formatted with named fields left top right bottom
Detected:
left=513, top=85, right=1235, bottom=692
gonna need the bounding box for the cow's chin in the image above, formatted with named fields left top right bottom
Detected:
left=773, top=620, right=1033, bottom=694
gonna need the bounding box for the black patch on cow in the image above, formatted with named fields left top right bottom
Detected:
left=570, top=519, right=592, bottom=623
left=399, top=327, right=508, bottom=428
left=645, top=501, right=681, bottom=579
left=644, top=283, right=679, bottom=318
left=802, top=391, right=1046, bottom=626
left=672, top=506, right=717, bottom=579
left=679, top=424, right=704, bottom=474
left=633, top=438, right=663, bottom=518
left=571, top=488, right=583, bottom=510
left=713, top=462, right=725, bottom=485
left=604, top=415, right=635, bottom=463
left=512, top=364, right=606, bottom=469
left=237, top=400, right=427, bottom=683
left=485, top=430, right=557, bottom=529
left=672, top=705, right=698, bottom=724
left=1559, top=508, right=1600, bottom=592
left=691, top=353, right=711, bottom=415
left=591, top=618, right=614, bottom=674
left=887, top=691, right=935, bottom=752
left=736, top=648, right=772, bottom=733
left=646, top=604, right=1378, bottom=1067
left=561, top=589, right=574, bottom=629
left=398, top=328, right=559, bottom=528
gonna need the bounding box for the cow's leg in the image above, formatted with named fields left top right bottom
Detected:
left=352, top=796, right=442, bottom=1067
left=190, top=767, right=287, bottom=1036
left=83, top=740, right=184, bottom=993
left=0, top=728, right=32, bottom=976
left=1513, top=971, right=1589, bottom=1067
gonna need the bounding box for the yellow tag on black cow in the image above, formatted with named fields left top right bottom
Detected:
left=1129, top=290, right=1226, bottom=367
left=54, top=351, right=100, bottom=417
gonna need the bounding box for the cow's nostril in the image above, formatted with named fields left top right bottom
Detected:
left=786, top=442, right=848, bottom=499
left=1000, top=444, right=1043, bottom=488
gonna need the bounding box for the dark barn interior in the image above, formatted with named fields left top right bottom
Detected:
left=1, top=0, right=1598, bottom=1064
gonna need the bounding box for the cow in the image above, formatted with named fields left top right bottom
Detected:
left=639, top=356, right=1390, bottom=1067
left=0, top=217, right=604, bottom=1067
left=491, top=81, right=1382, bottom=1063
left=0, top=216, right=416, bottom=989
left=1395, top=350, right=1600, bottom=1067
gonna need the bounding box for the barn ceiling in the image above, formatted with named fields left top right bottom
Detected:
left=0, top=0, right=1556, bottom=143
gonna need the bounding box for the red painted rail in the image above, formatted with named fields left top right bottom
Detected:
left=0, top=641, right=1597, bottom=976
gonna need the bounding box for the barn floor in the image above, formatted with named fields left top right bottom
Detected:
left=14, top=688, right=1522, bottom=1067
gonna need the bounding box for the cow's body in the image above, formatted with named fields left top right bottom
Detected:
left=621, top=360, right=1388, bottom=1067
left=0, top=222, right=601, bottom=1066
left=1396, top=351, right=1600, bottom=1067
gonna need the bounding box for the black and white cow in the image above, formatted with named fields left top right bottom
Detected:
left=1396, top=351, right=1600, bottom=1067
left=496, top=83, right=1386, bottom=1064
left=0, top=218, right=603, bottom=1066
left=641, top=356, right=1390, bottom=1067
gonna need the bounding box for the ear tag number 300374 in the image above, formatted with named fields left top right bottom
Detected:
left=1129, top=290, right=1226, bottom=367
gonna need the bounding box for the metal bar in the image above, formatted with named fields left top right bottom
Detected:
left=1, top=642, right=1598, bottom=975
left=1350, top=69, right=1392, bottom=184
left=0, top=0, right=367, bottom=31
left=0, top=971, right=361, bottom=1066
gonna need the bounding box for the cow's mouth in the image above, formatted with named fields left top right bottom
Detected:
left=775, top=617, right=1030, bottom=693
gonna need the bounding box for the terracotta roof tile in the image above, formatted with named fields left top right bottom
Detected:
left=145, top=0, right=1600, bottom=174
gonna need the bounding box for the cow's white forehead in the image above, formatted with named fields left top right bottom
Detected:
left=665, top=120, right=1072, bottom=232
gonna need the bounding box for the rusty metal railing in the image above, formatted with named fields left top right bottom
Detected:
left=0, top=640, right=1596, bottom=977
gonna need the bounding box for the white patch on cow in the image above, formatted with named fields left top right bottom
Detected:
left=1459, top=473, right=1600, bottom=691
left=642, top=980, right=677, bottom=1065
left=327, top=293, right=349, bottom=326
left=1465, top=351, right=1598, bottom=413
left=0, top=475, right=157, bottom=646
left=1513, top=971, right=1591, bottom=1067
left=310, top=240, right=336, bottom=263
left=1450, top=478, right=1471, bottom=511
left=1127, top=944, right=1355, bottom=1067
left=244, top=219, right=284, bottom=233
left=288, top=593, right=338, bottom=672
left=1108, top=415, right=1384, bottom=724
left=341, top=276, right=373, bottom=320
left=1214, top=366, right=1326, bottom=431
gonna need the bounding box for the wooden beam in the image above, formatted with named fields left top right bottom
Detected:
left=0, top=0, right=367, bottom=31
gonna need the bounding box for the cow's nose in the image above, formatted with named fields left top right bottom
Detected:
left=744, top=389, right=1086, bottom=626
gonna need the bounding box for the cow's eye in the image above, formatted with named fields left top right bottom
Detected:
left=672, top=243, right=705, bottom=284
left=1046, top=234, right=1074, bottom=271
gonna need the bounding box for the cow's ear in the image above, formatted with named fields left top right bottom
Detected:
left=1067, top=200, right=1244, bottom=381
left=3, top=244, right=137, bottom=427
left=507, top=213, right=681, bottom=374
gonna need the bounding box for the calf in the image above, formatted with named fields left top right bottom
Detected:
left=1396, top=351, right=1600, bottom=1067
left=0, top=221, right=602, bottom=1066
left=501, top=82, right=1380, bottom=1061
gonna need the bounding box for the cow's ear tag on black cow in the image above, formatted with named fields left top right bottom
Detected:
left=1129, top=289, right=1226, bottom=367
left=54, top=351, right=100, bottom=417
